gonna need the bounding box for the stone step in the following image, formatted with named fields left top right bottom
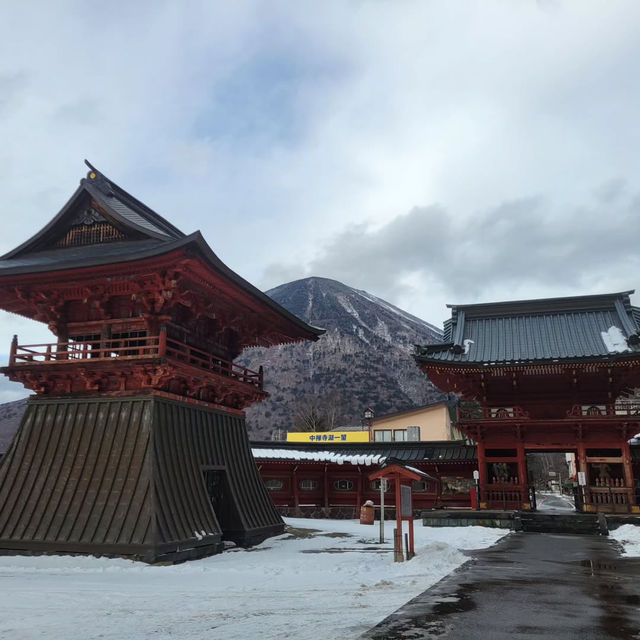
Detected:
left=516, top=513, right=601, bottom=534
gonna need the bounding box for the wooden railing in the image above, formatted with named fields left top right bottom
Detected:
left=8, top=334, right=263, bottom=390
left=566, top=404, right=640, bottom=417
left=10, top=336, right=159, bottom=363
left=480, top=483, right=528, bottom=509
left=164, top=339, right=262, bottom=387
left=587, top=486, right=633, bottom=511
left=458, top=406, right=530, bottom=421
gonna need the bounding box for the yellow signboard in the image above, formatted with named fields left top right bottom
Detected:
left=286, top=431, right=370, bottom=443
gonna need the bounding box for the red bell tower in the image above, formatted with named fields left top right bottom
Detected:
left=0, top=163, right=322, bottom=562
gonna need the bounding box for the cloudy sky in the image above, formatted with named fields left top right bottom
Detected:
left=1, top=1, right=639, bottom=400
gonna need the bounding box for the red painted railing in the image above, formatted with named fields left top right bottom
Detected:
left=458, top=406, right=530, bottom=421
left=164, top=338, right=262, bottom=387
left=8, top=334, right=263, bottom=390
left=566, top=404, right=640, bottom=417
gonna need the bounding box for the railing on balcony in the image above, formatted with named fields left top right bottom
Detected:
left=164, top=339, right=262, bottom=387
left=566, top=404, right=640, bottom=418
left=8, top=334, right=263, bottom=390
left=458, top=405, right=530, bottom=421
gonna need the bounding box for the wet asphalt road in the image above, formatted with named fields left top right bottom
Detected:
left=362, top=532, right=640, bottom=640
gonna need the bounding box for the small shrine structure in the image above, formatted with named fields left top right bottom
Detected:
left=415, top=292, right=640, bottom=513
left=0, top=162, right=322, bottom=562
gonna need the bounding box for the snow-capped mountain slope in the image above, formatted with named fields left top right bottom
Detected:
left=0, top=398, right=27, bottom=454
left=266, top=277, right=441, bottom=348
left=241, top=277, right=445, bottom=438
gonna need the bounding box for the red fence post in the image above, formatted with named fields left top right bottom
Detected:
left=394, top=473, right=403, bottom=562
left=158, top=325, right=167, bottom=358
left=9, top=335, right=17, bottom=366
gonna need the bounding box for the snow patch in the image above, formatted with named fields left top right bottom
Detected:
left=357, top=290, right=442, bottom=336
left=0, top=518, right=506, bottom=640
left=337, top=294, right=363, bottom=323
left=463, top=339, right=474, bottom=354
left=610, top=524, right=640, bottom=556
left=601, top=326, right=630, bottom=353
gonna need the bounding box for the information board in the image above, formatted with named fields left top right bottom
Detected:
left=401, top=485, right=412, bottom=518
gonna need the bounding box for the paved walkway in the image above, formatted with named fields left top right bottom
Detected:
left=362, top=532, right=640, bottom=639
left=536, top=491, right=575, bottom=511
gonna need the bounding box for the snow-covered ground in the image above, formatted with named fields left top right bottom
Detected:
left=610, top=524, right=640, bottom=557
left=0, top=518, right=505, bottom=640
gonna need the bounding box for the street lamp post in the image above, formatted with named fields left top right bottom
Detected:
left=363, top=407, right=374, bottom=441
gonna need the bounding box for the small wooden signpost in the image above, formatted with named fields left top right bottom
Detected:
left=369, top=463, right=435, bottom=562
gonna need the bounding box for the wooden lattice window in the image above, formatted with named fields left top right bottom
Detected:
left=264, top=479, right=284, bottom=491
left=333, top=479, right=354, bottom=491
left=55, top=222, right=125, bottom=248
left=54, top=208, right=125, bottom=248
left=299, top=479, right=319, bottom=491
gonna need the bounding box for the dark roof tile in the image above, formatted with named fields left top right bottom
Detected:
left=416, top=292, right=640, bottom=365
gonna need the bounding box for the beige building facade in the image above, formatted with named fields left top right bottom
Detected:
left=370, top=402, right=467, bottom=442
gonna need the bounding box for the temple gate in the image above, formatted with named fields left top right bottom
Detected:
left=415, top=292, right=640, bottom=513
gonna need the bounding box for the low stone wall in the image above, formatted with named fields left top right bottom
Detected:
left=278, top=506, right=359, bottom=519
left=277, top=506, right=423, bottom=520
left=422, top=510, right=517, bottom=529
left=605, top=515, right=640, bottom=531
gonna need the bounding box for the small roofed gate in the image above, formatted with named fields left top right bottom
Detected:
left=415, top=292, right=640, bottom=514
left=0, top=163, right=322, bottom=562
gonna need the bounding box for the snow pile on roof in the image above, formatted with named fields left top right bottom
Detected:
left=601, top=326, right=630, bottom=353
left=252, top=448, right=385, bottom=466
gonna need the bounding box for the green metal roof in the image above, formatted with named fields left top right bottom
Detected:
left=416, top=291, right=640, bottom=365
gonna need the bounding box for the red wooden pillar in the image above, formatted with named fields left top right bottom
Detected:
left=621, top=439, right=636, bottom=511
left=56, top=323, right=69, bottom=360
left=9, top=335, right=17, bottom=366
left=576, top=439, right=589, bottom=512
left=517, top=442, right=529, bottom=509
left=292, top=466, right=299, bottom=510
left=323, top=464, right=329, bottom=509
left=408, top=506, right=415, bottom=557
left=158, top=325, right=167, bottom=357
left=356, top=469, right=362, bottom=513
left=477, top=439, right=488, bottom=509
left=394, top=472, right=403, bottom=562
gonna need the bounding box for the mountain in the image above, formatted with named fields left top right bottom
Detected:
left=240, top=277, right=445, bottom=438
left=0, top=398, right=27, bottom=454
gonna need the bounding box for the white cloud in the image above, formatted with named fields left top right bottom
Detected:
left=0, top=0, right=639, bottom=354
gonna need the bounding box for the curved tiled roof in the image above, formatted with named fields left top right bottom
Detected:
left=251, top=441, right=477, bottom=463
left=0, top=163, right=324, bottom=344
left=416, top=291, right=640, bottom=365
